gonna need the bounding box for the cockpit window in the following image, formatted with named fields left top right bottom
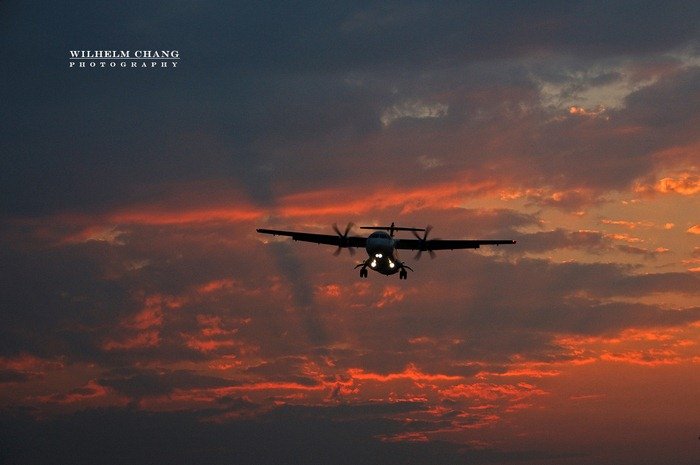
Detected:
left=369, top=231, right=390, bottom=239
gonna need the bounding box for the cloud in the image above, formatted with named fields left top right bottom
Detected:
left=97, top=368, right=237, bottom=400
left=616, top=244, right=671, bottom=258
left=0, top=403, right=585, bottom=465
left=3, top=4, right=700, bottom=219
left=515, top=229, right=608, bottom=253
left=635, top=173, right=700, bottom=195
left=380, top=101, right=448, bottom=126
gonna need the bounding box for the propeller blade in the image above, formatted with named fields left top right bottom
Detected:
left=412, top=225, right=434, bottom=260
left=344, top=222, right=354, bottom=236
left=332, top=222, right=355, bottom=256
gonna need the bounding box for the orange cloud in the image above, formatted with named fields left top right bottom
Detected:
left=348, top=365, right=463, bottom=383
left=568, top=105, right=608, bottom=119
left=229, top=381, right=326, bottom=392
left=510, top=187, right=603, bottom=213
left=375, top=286, right=405, bottom=308
left=61, top=225, right=126, bottom=245
left=600, top=349, right=682, bottom=366
left=316, top=284, right=342, bottom=298
left=105, top=294, right=183, bottom=349
left=126, top=297, right=166, bottom=330
left=654, top=175, right=700, bottom=195
left=110, top=206, right=264, bottom=225
left=600, top=219, right=656, bottom=229
left=37, top=380, right=110, bottom=405
left=102, top=331, right=161, bottom=350
left=439, top=382, right=547, bottom=403
left=197, top=279, right=237, bottom=294
left=182, top=336, right=238, bottom=353
left=277, top=179, right=499, bottom=218
left=553, top=326, right=700, bottom=367
left=635, top=173, right=700, bottom=196
left=26, top=175, right=508, bottom=249
left=207, top=355, right=242, bottom=371
left=0, top=354, right=64, bottom=372
left=604, top=232, right=644, bottom=243
left=378, top=432, right=430, bottom=443
left=483, top=366, right=561, bottom=378
left=23, top=203, right=263, bottom=246
left=687, top=225, right=700, bottom=235
left=181, top=314, right=251, bottom=354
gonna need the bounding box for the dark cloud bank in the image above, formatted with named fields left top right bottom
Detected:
left=0, top=404, right=579, bottom=465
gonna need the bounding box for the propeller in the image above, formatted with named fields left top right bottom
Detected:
left=412, top=225, right=437, bottom=260
left=333, top=222, right=356, bottom=256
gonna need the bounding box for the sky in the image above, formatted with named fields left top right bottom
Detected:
left=1, top=1, right=699, bottom=464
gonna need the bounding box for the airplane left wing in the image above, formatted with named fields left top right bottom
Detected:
left=256, top=229, right=367, bottom=248
left=395, top=238, right=516, bottom=250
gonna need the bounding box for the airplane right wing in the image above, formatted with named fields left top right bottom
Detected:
left=395, top=238, right=516, bottom=251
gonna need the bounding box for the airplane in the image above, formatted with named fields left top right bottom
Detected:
left=256, top=222, right=516, bottom=279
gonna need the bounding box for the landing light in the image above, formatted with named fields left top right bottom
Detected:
left=371, top=260, right=377, bottom=268
left=389, top=261, right=395, bottom=269
left=375, top=253, right=383, bottom=258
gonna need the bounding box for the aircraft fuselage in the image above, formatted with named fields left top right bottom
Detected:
left=358, top=231, right=411, bottom=279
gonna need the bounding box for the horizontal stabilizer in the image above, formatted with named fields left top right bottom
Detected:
left=360, top=225, right=425, bottom=232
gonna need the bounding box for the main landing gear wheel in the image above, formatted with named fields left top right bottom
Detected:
left=399, top=269, right=407, bottom=280
left=360, top=268, right=368, bottom=278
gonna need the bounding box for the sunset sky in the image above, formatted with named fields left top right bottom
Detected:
left=1, top=2, right=699, bottom=464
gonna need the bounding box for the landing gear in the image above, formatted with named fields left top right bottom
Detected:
left=399, top=269, right=408, bottom=280
left=355, top=260, right=371, bottom=278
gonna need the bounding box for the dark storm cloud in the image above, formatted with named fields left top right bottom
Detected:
left=0, top=404, right=579, bottom=465
left=244, top=357, right=323, bottom=387
left=97, top=367, right=236, bottom=399
left=2, top=1, right=700, bottom=216
left=0, top=369, right=34, bottom=384
left=0, top=240, right=132, bottom=358
left=624, top=65, right=700, bottom=128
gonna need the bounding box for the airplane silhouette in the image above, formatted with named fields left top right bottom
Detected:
left=257, top=222, right=515, bottom=279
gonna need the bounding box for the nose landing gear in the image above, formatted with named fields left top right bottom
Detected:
left=355, top=259, right=413, bottom=279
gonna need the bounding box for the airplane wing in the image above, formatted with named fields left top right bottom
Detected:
left=395, top=238, right=516, bottom=250
left=256, top=229, right=367, bottom=248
